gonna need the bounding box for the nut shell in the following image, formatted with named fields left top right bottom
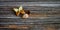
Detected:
left=22, top=14, right=29, bottom=18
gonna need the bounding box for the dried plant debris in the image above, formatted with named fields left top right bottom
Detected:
left=13, top=6, right=24, bottom=16
left=13, top=5, right=30, bottom=18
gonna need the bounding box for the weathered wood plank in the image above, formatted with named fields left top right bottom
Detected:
left=0, top=2, right=60, bottom=7
left=0, top=1, right=60, bottom=30
left=0, top=0, right=60, bottom=2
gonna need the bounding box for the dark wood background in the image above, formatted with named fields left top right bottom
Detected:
left=0, top=0, right=60, bottom=30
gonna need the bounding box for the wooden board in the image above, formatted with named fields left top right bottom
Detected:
left=0, top=1, right=60, bottom=30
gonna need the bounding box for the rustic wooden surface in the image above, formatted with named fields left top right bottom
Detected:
left=0, top=0, right=60, bottom=2
left=0, top=0, right=60, bottom=30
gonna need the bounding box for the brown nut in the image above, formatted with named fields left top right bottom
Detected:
left=24, top=10, right=30, bottom=15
